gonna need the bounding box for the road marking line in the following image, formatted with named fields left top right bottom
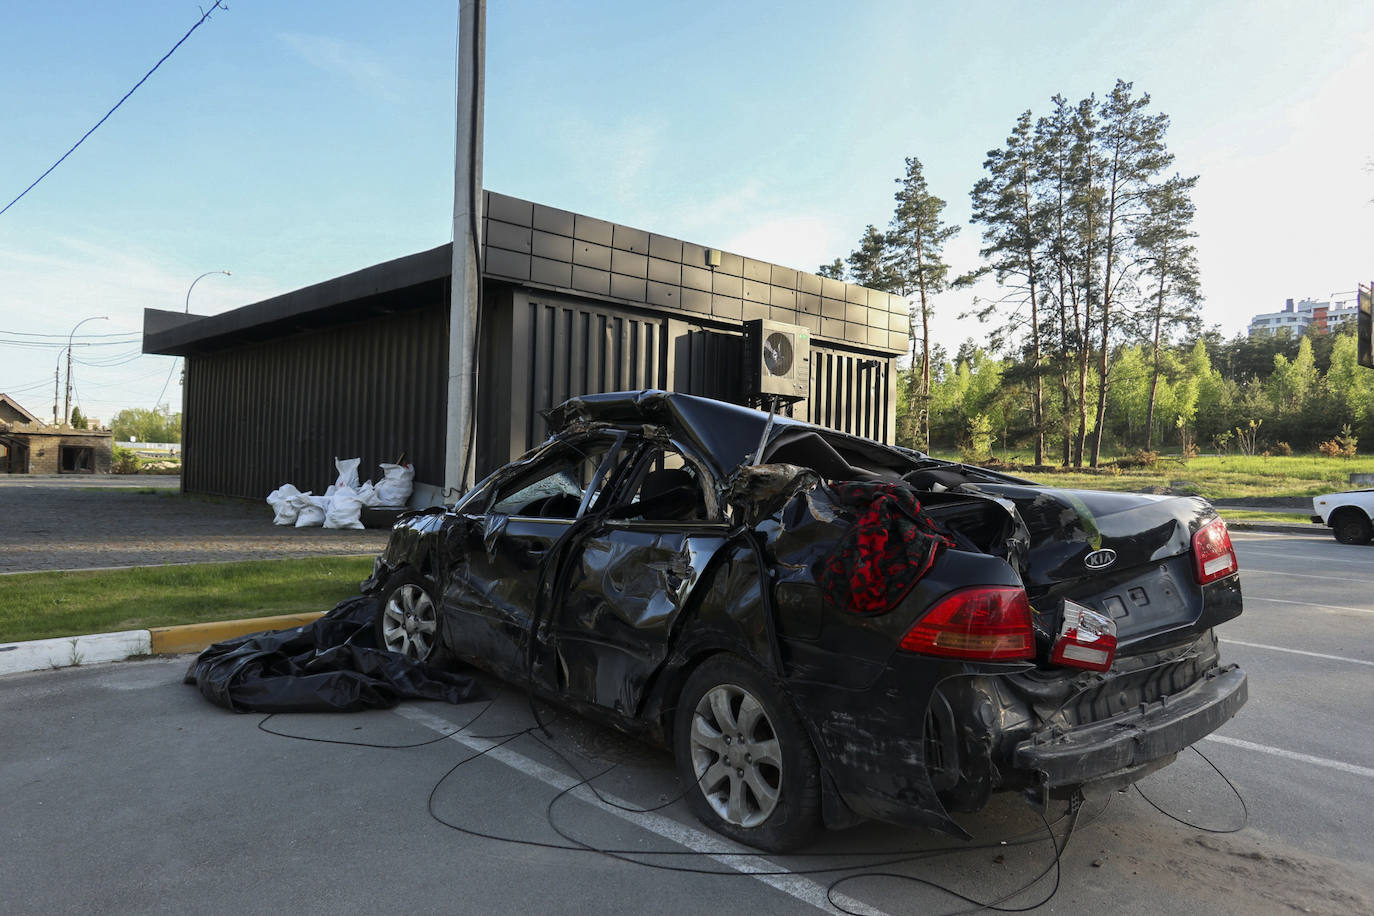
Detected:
left=1202, top=735, right=1374, bottom=779
left=1244, top=596, right=1374, bottom=615
left=1224, top=638, right=1374, bottom=667
left=394, top=704, right=881, bottom=916
left=1230, top=531, right=1322, bottom=540
left=1236, top=545, right=1374, bottom=568
left=1240, top=568, right=1374, bottom=586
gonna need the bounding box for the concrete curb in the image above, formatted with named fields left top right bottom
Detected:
left=0, top=611, right=326, bottom=677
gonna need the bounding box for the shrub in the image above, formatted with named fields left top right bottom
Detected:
left=1272, top=441, right=1293, bottom=457
left=1234, top=419, right=1262, bottom=457
left=1116, top=449, right=1159, bottom=469
left=1318, top=425, right=1358, bottom=459
left=959, top=414, right=994, bottom=463
left=112, top=446, right=143, bottom=475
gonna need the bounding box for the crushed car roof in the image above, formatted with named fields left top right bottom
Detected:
left=545, top=389, right=860, bottom=475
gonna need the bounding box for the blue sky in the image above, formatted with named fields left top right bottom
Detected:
left=2, top=0, right=1371, bottom=420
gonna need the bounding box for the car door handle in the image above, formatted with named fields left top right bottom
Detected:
left=508, top=537, right=547, bottom=569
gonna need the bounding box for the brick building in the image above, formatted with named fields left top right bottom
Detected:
left=0, top=394, right=114, bottom=475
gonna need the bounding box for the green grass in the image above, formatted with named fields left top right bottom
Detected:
left=1003, top=454, right=1374, bottom=499
left=1215, top=508, right=1315, bottom=525
left=0, top=556, right=374, bottom=643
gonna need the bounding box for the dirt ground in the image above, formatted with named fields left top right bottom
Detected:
left=0, top=476, right=390, bottom=573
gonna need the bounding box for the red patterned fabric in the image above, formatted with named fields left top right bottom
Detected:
left=818, top=483, right=955, bottom=614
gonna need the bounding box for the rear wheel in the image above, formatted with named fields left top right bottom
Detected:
left=673, top=656, right=820, bottom=851
left=375, top=569, right=448, bottom=663
left=1330, top=508, right=1372, bottom=545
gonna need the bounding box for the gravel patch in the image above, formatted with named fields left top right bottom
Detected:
left=0, top=478, right=390, bottom=573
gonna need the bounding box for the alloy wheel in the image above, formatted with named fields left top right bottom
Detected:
left=688, top=683, right=783, bottom=827
left=380, top=583, right=437, bottom=660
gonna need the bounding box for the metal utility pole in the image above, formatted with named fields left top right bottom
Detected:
left=445, top=0, right=485, bottom=498
left=64, top=316, right=108, bottom=427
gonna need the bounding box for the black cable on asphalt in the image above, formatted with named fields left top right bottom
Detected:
left=1134, top=744, right=1249, bottom=833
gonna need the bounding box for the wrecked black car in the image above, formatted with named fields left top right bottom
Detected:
left=364, top=390, right=1247, bottom=851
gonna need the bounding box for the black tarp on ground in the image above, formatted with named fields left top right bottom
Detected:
left=184, top=595, right=485, bottom=712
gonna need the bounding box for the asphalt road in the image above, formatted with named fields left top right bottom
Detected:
left=1, top=530, right=1371, bottom=915
left=0, top=476, right=388, bottom=573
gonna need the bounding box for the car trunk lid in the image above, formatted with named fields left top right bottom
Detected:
left=968, top=484, right=1222, bottom=651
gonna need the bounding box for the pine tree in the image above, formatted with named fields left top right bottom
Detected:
left=966, top=83, right=1192, bottom=465
left=1087, top=80, right=1175, bottom=465
left=1136, top=174, right=1201, bottom=448
left=1024, top=95, right=1091, bottom=466
left=970, top=111, right=1049, bottom=464
left=816, top=258, right=845, bottom=280
left=890, top=156, right=959, bottom=450
left=846, top=225, right=897, bottom=291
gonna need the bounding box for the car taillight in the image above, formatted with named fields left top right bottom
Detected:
left=1193, top=517, right=1238, bottom=585
left=1050, top=599, right=1117, bottom=671
left=900, top=586, right=1035, bottom=661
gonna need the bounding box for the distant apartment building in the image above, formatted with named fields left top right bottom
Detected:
left=1248, top=294, right=1358, bottom=336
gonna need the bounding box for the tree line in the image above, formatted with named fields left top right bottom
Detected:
left=919, top=323, right=1374, bottom=462
left=109, top=406, right=181, bottom=444
left=822, top=79, right=1228, bottom=465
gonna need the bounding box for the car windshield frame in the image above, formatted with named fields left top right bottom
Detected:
left=458, top=430, right=629, bottom=520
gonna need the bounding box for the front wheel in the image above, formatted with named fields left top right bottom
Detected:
left=374, top=569, right=448, bottom=664
left=673, top=656, right=820, bottom=851
left=1331, top=509, right=1372, bottom=545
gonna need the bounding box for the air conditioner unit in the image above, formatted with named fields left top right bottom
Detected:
left=743, top=319, right=810, bottom=400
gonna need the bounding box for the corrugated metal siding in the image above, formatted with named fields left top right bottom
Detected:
left=479, top=290, right=669, bottom=470
left=804, top=348, right=895, bottom=444
left=672, top=329, right=895, bottom=444
left=183, top=305, right=447, bottom=499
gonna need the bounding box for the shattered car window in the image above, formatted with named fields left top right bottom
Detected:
left=490, top=437, right=618, bottom=518
left=615, top=448, right=710, bottom=521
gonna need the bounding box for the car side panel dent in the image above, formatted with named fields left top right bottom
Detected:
left=551, top=527, right=728, bottom=715
left=664, top=542, right=778, bottom=675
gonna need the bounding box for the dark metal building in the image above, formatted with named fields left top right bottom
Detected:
left=143, top=193, right=908, bottom=501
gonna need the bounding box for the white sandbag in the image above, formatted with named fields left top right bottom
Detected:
left=334, top=456, right=361, bottom=490
left=267, top=484, right=302, bottom=526
left=323, top=486, right=365, bottom=530
left=357, top=480, right=381, bottom=507
left=294, top=493, right=328, bottom=528
left=375, top=462, right=414, bottom=507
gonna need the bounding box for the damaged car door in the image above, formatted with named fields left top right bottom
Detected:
left=442, top=432, right=627, bottom=679
left=545, top=444, right=728, bottom=716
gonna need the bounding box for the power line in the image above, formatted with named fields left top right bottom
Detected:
left=0, top=2, right=229, bottom=218
left=0, top=339, right=141, bottom=352
left=75, top=351, right=148, bottom=368
left=0, top=329, right=141, bottom=339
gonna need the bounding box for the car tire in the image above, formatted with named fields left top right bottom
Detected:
left=1330, top=508, right=1372, bottom=545
left=673, top=655, right=820, bottom=852
left=374, top=568, right=450, bottom=664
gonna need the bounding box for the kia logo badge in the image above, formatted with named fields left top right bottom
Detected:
left=1084, top=548, right=1117, bottom=570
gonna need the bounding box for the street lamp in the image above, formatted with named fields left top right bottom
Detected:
left=65, top=315, right=109, bottom=427
left=155, top=270, right=231, bottom=429
left=185, top=270, right=231, bottom=313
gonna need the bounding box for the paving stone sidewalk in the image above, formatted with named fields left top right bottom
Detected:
left=0, top=477, right=389, bottom=573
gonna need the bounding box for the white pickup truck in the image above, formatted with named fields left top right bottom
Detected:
left=1311, top=490, right=1374, bottom=544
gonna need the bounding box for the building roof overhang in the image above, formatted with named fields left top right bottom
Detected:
left=142, top=244, right=452, bottom=357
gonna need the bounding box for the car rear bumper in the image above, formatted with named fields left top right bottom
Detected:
left=1013, top=663, right=1247, bottom=788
